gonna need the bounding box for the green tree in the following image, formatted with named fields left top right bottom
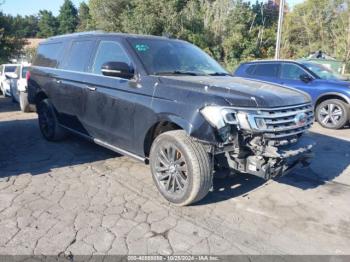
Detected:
left=10, top=15, right=39, bottom=38
left=37, top=10, right=58, bottom=37
left=88, top=0, right=279, bottom=69
left=58, top=0, right=78, bottom=34
left=281, top=0, right=349, bottom=67
left=0, top=12, right=26, bottom=63
left=77, top=2, right=94, bottom=31
left=89, top=0, right=131, bottom=31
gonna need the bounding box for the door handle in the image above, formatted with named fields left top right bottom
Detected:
left=55, top=79, right=62, bottom=84
left=86, top=86, right=96, bottom=91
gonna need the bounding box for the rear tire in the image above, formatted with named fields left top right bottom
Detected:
left=149, top=130, right=212, bottom=206
left=19, top=92, right=32, bottom=112
left=37, top=99, right=66, bottom=141
left=316, top=99, right=349, bottom=129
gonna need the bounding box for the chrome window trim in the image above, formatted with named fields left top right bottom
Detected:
left=31, top=65, right=129, bottom=81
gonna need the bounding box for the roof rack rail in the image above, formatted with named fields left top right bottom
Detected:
left=48, top=30, right=105, bottom=40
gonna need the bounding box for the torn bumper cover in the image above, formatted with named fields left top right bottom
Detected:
left=225, top=135, right=315, bottom=180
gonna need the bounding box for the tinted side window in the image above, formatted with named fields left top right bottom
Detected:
left=246, top=65, right=256, bottom=75
left=280, top=63, right=307, bottom=80
left=34, top=42, right=64, bottom=68
left=63, top=40, right=95, bottom=72
left=92, top=41, right=131, bottom=75
left=253, top=64, right=279, bottom=78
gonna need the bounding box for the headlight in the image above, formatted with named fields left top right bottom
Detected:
left=200, top=106, right=265, bottom=131
left=200, top=106, right=237, bottom=129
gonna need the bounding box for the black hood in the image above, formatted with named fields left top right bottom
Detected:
left=159, top=76, right=311, bottom=108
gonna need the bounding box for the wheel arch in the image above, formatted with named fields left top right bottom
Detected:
left=143, top=115, right=192, bottom=157
left=34, top=91, right=48, bottom=106
left=315, top=93, right=350, bottom=108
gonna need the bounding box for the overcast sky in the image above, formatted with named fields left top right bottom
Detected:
left=1, top=0, right=305, bottom=16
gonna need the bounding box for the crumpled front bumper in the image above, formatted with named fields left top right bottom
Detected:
left=256, top=135, right=315, bottom=179
left=269, top=134, right=315, bottom=159
left=225, top=134, right=315, bottom=180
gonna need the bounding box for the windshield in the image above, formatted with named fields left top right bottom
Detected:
left=128, top=38, right=228, bottom=76
left=302, top=62, right=343, bottom=80
left=22, top=67, right=29, bottom=79
left=4, top=66, right=17, bottom=73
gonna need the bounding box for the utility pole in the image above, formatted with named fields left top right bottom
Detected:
left=275, top=0, right=286, bottom=59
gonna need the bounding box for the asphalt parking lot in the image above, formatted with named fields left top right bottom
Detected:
left=0, top=96, right=350, bottom=256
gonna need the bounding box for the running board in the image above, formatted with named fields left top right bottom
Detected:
left=60, top=124, right=146, bottom=163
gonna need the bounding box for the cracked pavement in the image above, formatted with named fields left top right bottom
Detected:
left=0, top=96, right=350, bottom=256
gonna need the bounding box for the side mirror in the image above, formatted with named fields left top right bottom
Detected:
left=101, top=62, right=134, bottom=79
left=300, top=74, right=312, bottom=83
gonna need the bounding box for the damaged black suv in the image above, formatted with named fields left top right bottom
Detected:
left=28, top=32, right=314, bottom=206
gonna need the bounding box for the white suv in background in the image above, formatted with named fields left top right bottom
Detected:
left=0, top=64, right=20, bottom=97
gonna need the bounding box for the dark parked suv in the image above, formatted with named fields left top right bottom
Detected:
left=28, top=32, right=314, bottom=206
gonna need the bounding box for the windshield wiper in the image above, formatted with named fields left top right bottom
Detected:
left=208, top=72, right=231, bottom=76
left=154, top=70, right=198, bottom=76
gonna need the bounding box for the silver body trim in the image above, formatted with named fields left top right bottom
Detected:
left=60, top=125, right=145, bottom=162
left=94, top=139, right=145, bottom=162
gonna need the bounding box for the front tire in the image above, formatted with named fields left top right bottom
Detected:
left=150, top=130, right=212, bottom=206
left=37, top=99, right=66, bottom=141
left=316, top=99, right=349, bottom=129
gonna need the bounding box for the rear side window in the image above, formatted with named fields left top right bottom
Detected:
left=246, top=65, right=256, bottom=75
left=92, top=41, right=131, bottom=75
left=63, top=40, right=95, bottom=72
left=252, top=64, right=279, bottom=78
left=34, top=42, right=64, bottom=68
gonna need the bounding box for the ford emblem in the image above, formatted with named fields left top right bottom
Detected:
left=294, top=112, right=307, bottom=127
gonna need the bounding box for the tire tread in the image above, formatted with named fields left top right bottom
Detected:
left=151, top=130, right=212, bottom=206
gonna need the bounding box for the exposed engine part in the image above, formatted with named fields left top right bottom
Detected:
left=214, top=132, right=315, bottom=180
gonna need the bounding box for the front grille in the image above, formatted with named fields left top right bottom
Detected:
left=258, top=103, right=314, bottom=139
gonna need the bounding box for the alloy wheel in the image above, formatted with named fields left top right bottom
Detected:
left=154, top=144, right=188, bottom=195
left=318, top=103, right=344, bottom=128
